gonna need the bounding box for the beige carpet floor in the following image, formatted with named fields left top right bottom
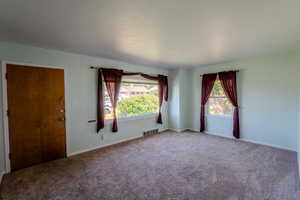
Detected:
left=0, top=131, right=300, bottom=200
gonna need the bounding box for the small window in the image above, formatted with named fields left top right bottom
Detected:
left=208, top=79, right=233, bottom=116
left=104, top=76, right=159, bottom=120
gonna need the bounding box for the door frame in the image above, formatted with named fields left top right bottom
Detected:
left=1, top=61, right=71, bottom=173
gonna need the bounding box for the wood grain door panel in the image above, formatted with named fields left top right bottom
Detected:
left=7, top=64, right=66, bottom=171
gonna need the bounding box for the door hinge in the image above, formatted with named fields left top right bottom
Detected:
left=6, top=110, right=9, bottom=117
left=5, top=73, right=8, bottom=80
left=9, top=153, right=11, bottom=160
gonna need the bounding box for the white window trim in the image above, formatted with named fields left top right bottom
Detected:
left=207, top=78, right=233, bottom=117
left=207, top=96, right=233, bottom=117
left=104, top=112, right=158, bottom=124
left=103, top=78, right=159, bottom=124
left=207, top=112, right=233, bottom=118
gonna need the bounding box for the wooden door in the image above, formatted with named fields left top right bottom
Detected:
left=7, top=64, right=66, bottom=171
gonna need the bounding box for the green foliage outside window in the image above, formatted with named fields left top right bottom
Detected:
left=117, top=94, right=158, bottom=117
left=209, top=80, right=233, bottom=115
left=211, top=80, right=225, bottom=96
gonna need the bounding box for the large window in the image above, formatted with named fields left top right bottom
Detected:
left=104, top=76, right=159, bottom=120
left=208, top=79, right=233, bottom=116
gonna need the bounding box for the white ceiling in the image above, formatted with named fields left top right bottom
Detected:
left=0, top=0, right=300, bottom=69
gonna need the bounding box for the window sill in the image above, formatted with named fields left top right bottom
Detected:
left=207, top=114, right=232, bottom=119
left=104, top=113, right=158, bottom=124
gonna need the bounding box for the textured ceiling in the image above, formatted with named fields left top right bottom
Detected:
left=0, top=0, right=300, bottom=68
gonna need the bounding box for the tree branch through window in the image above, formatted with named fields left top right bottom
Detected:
left=208, top=80, right=233, bottom=116
left=104, top=77, right=158, bottom=119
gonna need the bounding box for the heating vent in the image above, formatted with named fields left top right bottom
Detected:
left=143, top=129, right=159, bottom=137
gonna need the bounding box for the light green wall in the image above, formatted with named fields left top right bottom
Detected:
left=167, top=69, right=180, bottom=130
left=184, top=52, right=300, bottom=150
left=167, top=52, right=300, bottom=151
left=168, top=69, right=192, bottom=131
left=0, top=42, right=168, bottom=173
left=179, top=69, right=193, bottom=129
left=298, top=85, right=300, bottom=174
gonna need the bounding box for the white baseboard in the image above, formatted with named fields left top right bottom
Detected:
left=166, top=128, right=296, bottom=152
left=166, top=128, right=194, bottom=133
left=203, top=131, right=235, bottom=139
left=184, top=128, right=200, bottom=132
left=240, top=138, right=296, bottom=152
left=163, top=128, right=178, bottom=132
left=173, top=129, right=296, bottom=152
left=203, top=131, right=296, bottom=152
left=69, top=127, right=188, bottom=157
left=158, top=127, right=169, bottom=132
left=68, top=135, right=143, bottom=157
left=68, top=127, right=296, bottom=157
left=69, top=127, right=169, bottom=157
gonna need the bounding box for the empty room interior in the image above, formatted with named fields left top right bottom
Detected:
left=1, top=1, right=300, bottom=199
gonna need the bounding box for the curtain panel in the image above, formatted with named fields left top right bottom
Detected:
left=218, top=71, right=240, bottom=139
left=157, top=75, right=168, bottom=123
left=97, top=69, right=105, bottom=132
left=97, top=68, right=168, bottom=132
left=200, top=73, right=217, bottom=132
left=101, top=68, right=123, bottom=132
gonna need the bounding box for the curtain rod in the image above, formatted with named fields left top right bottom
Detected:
left=89, top=66, right=166, bottom=77
left=90, top=66, right=101, bottom=69
left=200, top=70, right=239, bottom=77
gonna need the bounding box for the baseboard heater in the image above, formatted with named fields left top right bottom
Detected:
left=143, top=129, right=159, bottom=137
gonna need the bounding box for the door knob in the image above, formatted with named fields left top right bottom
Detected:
left=57, top=117, right=65, bottom=121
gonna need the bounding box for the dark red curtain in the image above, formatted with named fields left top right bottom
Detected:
left=157, top=75, right=168, bottom=123
left=102, top=68, right=123, bottom=132
left=218, top=71, right=240, bottom=138
left=97, top=69, right=105, bottom=132
left=200, top=73, right=217, bottom=132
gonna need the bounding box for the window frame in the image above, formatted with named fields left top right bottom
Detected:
left=207, top=80, right=233, bottom=117
left=103, top=78, right=159, bottom=123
